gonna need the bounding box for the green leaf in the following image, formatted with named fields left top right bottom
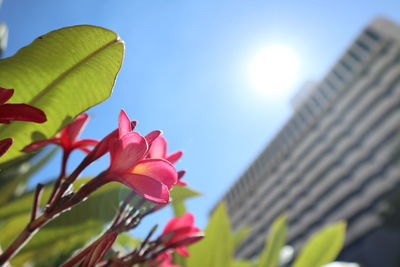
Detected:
left=0, top=179, right=131, bottom=265
left=233, top=260, right=255, bottom=267
left=114, top=233, right=141, bottom=252
left=188, top=203, right=233, bottom=267
left=0, top=148, right=57, bottom=205
left=0, top=25, right=124, bottom=163
left=256, top=215, right=287, bottom=267
left=11, top=220, right=102, bottom=267
left=233, top=226, right=251, bottom=250
left=292, top=222, right=346, bottom=267
left=170, top=186, right=201, bottom=217
left=170, top=186, right=201, bottom=203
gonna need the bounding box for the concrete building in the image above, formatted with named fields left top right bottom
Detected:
left=216, top=17, right=400, bottom=266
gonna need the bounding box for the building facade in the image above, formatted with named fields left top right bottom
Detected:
left=217, top=17, right=400, bottom=266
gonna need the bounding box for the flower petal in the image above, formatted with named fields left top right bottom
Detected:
left=0, top=88, right=14, bottom=105
left=166, top=150, right=183, bottom=164
left=118, top=110, right=132, bottom=138
left=177, top=170, right=187, bottom=186
left=89, top=130, right=118, bottom=161
left=177, top=170, right=186, bottom=180
left=131, top=120, right=137, bottom=130
left=145, top=130, right=162, bottom=145
left=109, top=132, right=148, bottom=172
left=132, top=159, right=177, bottom=189
left=175, top=246, right=190, bottom=257
left=175, top=235, right=204, bottom=247
left=72, top=138, right=99, bottom=150
left=22, top=138, right=60, bottom=152
left=163, top=213, right=195, bottom=234
left=117, top=173, right=170, bottom=204
left=61, top=114, right=90, bottom=145
left=0, top=104, right=46, bottom=123
left=148, top=136, right=167, bottom=158
left=0, top=138, right=13, bottom=157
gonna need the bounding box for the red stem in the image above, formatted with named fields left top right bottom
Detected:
left=46, top=150, right=70, bottom=209
left=30, top=184, right=44, bottom=223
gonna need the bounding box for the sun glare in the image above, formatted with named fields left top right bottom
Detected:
left=247, top=44, right=300, bottom=99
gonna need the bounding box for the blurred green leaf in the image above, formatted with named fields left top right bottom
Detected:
left=256, top=215, right=287, bottom=267
left=0, top=148, right=57, bottom=205
left=233, top=226, right=251, bottom=250
left=292, top=222, right=346, bottom=267
left=11, top=220, right=101, bottom=267
left=187, top=203, right=233, bottom=267
left=0, top=25, right=124, bottom=163
left=233, top=260, right=255, bottom=267
left=170, top=186, right=201, bottom=217
left=114, top=233, right=141, bottom=252
left=0, top=179, right=132, bottom=265
left=170, top=186, right=201, bottom=203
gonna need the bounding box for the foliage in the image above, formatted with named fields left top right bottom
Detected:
left=0, top=25, right=124, bottom=163
left=257, top=215, right=287, bottom=267
left=292, top=222, right=346, bottom=267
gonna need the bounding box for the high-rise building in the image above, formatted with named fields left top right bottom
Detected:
left=216, top=17, right=400, bottom=266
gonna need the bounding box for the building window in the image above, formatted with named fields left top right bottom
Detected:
left=348, top=49, right=362, bottom=62
left=364, top=28, right=381, bottom=41
left=340, top=59, right=353, bottom=73
left=333, top=70, right=345, bottom=82
left=356, top=39, right=370, bottom=52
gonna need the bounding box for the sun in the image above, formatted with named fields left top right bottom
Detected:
left=247, top=44, right=300, bottom=99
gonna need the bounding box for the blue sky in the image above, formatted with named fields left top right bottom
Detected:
left=1, top=0, right=400, bottom=235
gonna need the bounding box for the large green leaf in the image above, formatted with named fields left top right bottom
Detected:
left=292, top=222, right=346, bottom=267
left=188, top=203, right=233, bottom=267
left=256, top=215, right=287, bottom=267
left=0, top=25, right=124, bottom=163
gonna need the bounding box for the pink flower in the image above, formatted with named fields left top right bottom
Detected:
left=0, top=88, right=46, bottom=124
left=22, top=114, right=98, bottom=154
left=159, top=212, right=204, bottom=256
left=147, top=136, right=187, bottom=186
left=96, top=110, right=178, bottom=204
left=150, top=252, right=181, bottom=267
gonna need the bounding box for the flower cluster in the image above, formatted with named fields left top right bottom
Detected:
left=1, top=108, right=203, bottom=266
left=24, top=110, right=185, bottom=204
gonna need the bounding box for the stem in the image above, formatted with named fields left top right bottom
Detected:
left=46, top=150, right=70, bottom=208
left=111, top=192, right=136, bottom=229
left=30, top=184, right=44, bottom=223
left=45, top=156, right=93, bottom=213
left=60, top=233, right=106, bottom=267
left=0, top=175, right=108, bottom=264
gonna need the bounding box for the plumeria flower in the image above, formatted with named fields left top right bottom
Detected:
left=22, top=114, right=98, bottom=155
left=89, top=110, right=178, bottom=204
left=0, top=88, right=46, bottom=124
left=147, top=136, right=187, bottom=186
left=159, top=212, right=203, bottom=256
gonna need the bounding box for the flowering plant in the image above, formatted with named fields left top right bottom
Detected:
left=0, top=25, right=346, bottom=267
